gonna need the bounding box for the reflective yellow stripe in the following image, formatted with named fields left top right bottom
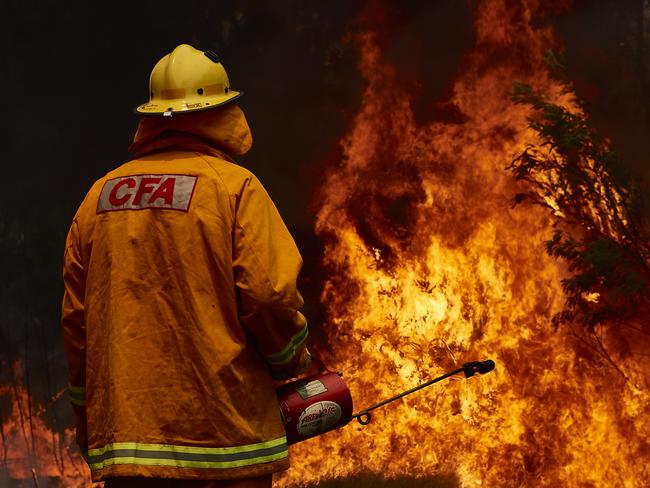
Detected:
left=264, top=325, right=309, bottom=365
left=68, top=384, right=85, bottom=406
left=89, top=451, right=287, bottom=470
left=88, top=437, right=286, bottom=456
left=87, top=437, right=288, bottom=471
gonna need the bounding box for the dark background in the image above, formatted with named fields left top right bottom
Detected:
left=1, top=0, right=648, bottom=466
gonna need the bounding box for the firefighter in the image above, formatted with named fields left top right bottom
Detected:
left=61, top=44, right=311, bottom=487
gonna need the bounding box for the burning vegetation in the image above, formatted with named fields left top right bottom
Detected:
left=0, top=364, right=90, bottom=486
left=509, top=53, right=649, bottom=328
left=2, top=0, right=649, bottom=487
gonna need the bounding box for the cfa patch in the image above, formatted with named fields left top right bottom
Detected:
left=97, top=174, right=197, bottom=213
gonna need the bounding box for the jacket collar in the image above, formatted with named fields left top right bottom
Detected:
left=129, top=103, right=252, bottom=160
left=130, top=133, right=236, bottom=162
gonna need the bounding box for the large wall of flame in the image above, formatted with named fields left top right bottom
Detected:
left=278, top=1, right=650, bottom=486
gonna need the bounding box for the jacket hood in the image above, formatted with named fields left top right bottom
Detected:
left=129, top=103, right=253, bottom=157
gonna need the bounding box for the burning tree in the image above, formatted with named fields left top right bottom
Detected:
left=507, top=52, right=650, bottom=386
left=509, top=53, right=650, bottom=332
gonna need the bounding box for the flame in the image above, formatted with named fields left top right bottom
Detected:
left=278, top=0, right=650, bottom=486
left=0, top=363, right=97, bottom=487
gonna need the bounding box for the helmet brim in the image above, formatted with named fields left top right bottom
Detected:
left=134, top=91, right=243, bottom=116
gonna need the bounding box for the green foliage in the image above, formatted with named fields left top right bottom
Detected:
left=508, top=54, right=649, bottom=330
left=545, top=231, right=648, bottom=329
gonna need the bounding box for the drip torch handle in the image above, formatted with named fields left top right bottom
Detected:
left=352, top=359, right=495, bottom=425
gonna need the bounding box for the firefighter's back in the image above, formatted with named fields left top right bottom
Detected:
left=73, top=147, right=289, bottom=481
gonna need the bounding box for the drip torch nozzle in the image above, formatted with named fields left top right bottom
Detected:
left=462, top=359, right=495, bottom=377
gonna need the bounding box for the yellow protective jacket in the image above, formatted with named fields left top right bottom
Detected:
left=61, top=104, right=308, bottom=482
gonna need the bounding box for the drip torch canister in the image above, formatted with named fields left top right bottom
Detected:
left=276, top=358, right=495, bottom=445
left=276, top=358, right=354, bottom=446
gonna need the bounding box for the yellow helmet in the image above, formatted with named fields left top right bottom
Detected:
left=135, top=44, right=242, bottom=116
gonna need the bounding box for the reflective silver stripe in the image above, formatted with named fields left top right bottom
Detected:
left=87, top=437, right=288, bottom=471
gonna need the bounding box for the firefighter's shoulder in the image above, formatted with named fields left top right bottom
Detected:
left=191, top=151, right=265, bottom=200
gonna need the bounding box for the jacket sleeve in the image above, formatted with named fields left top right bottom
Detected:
left=61, top=218, right=88, bottom=452
left=232, top=174, right=309, bottom=378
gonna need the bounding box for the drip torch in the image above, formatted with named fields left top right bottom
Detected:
left=277, top=358, right=495, bottom=445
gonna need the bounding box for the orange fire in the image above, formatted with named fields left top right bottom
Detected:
left=0, top=362, right=96, bottom=487
left=277, top=0, right=649, bottom=486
